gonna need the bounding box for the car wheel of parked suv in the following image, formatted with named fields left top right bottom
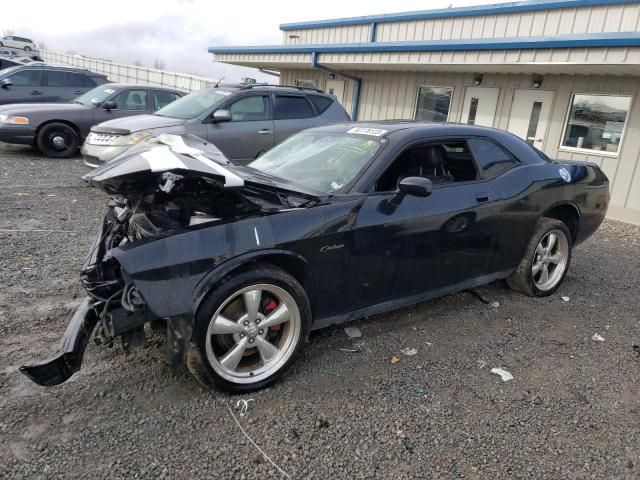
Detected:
left=24, top=46, right=32, bottom=52
left=188, top=265, right=311, bottom=392
left=507, top=218, right=572, bottom=297
left=36, top=122, right=80, bottom=158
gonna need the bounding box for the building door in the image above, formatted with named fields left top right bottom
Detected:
left=461, top=87, right=499, bottom=127
left=325, top=79, right=345, bottom=107
left=508, top=89, right=554, bottom=150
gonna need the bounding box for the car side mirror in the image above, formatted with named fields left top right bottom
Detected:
left=212, top=109, right=231, bottom=123
left=397, top=176, right=433, bottom=200
left=102, top=100, right=117, bottom=110
left=1, top=78, right=12, bottom=89
left=378, top=177, right=433, bottom=215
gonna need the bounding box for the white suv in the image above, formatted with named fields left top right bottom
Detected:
left=0, top=36, right=37, bottom=52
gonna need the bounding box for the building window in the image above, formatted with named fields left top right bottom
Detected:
left=415, top=86, right=453, bottom=122
left=561, top=94, right=632, bottom=154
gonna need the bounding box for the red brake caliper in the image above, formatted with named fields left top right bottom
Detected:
left=263, top=298, right=281, bottom=331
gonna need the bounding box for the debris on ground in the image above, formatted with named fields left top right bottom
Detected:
left=401, top=347, right=418, bottom=356
left=390, top=356, right=400, bottom=364
left=344, top=326, right=362, bottom=338
left=339, top=348, right=360, bottom=353
left=490, top=367, right=514, bottom=381
left=395, top=428, right=405, bottom=438
left=234, top=398, right=254, bottom=417
left=591, top=333, right=605, bottom=342
left=506, top=317, right=513, bottom=325
left=633, top=345, right=640, bottom=356
left=416, top=386, right=426, bottom=395
left=490, top=301, right=500, bottom=308
left=561, top=296, right=570, bottom=302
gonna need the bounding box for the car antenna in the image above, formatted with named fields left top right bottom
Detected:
left=214, top=76, right=225, bottom=88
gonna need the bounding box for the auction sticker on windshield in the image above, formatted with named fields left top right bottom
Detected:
left=347, top=127, right=388, bottom=137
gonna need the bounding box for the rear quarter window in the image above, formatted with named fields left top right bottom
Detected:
left=468, top=138, right=519, bottom=178
left=307, top=94, right=333, bottom=114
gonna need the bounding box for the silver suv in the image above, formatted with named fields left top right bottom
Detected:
left=82, top=84, right=351, bottom=166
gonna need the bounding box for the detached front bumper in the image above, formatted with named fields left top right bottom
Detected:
left=20, top=297, right=98, bottom=386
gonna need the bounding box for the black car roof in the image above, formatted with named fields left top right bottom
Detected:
left=306, top=121, right=519, bottom=140
left=1, top=64, right=107, bottom=77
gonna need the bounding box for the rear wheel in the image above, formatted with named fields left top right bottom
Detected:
left=36, top=122, right=79, bottom=158
left=24, top=46, right=32, bottom=52
left=188, top=265, right=310, bottom=392
left=507, top=218, right=572, bottom=297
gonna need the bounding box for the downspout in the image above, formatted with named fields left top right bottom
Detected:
left=311, top=51, right=361, bottom=121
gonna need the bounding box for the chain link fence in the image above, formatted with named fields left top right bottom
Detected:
left=40, top=50, right=218, bottom=92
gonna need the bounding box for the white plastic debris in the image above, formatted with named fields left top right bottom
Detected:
left=490, top=367, right=513, bottom=382
left=561, top=296, right=570, bottom=302
left=490, top=301, right=500, bottom=308
left=344, top=326, right=362, bottom=338
left=591, top=333, right=605, bottom=342
left=401, top=347, right=418, bottom=356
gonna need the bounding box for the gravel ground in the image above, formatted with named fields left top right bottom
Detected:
left=0, top=142, right=639, bottom=480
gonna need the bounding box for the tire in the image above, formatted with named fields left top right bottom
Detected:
left=188, top=265, right=311, bottom=393
left=507, top=218, right=572, bottom=297
left=24, top=46, right=32, bottom=51
left=36, top=122, right=79, bottom=158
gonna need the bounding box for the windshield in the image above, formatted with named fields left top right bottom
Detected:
left=74, top=85, right=117, bottom=106
left=249, top=132, right=384, bottom=193
left=154, top=89, right=233, bottom=119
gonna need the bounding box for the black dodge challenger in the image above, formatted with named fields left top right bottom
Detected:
left=21, top=123, right=609, bottom=392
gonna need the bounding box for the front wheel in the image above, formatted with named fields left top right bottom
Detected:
left=188, top=265, right=311, bottom=393
left=507, top=218, right=572, bottom=297
left=36, top=122, right=79, bottom=158
left=24, top=46, right=32, bottom=52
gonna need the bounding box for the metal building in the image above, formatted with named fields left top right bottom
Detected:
left=209, top=0, right=640, bottom=224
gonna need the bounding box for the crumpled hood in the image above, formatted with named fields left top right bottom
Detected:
left=90, top=114, right=186, bottom=134
left=82, top=134, right=323, bottom=198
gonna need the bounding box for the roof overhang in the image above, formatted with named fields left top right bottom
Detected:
left=209, top=33, right=640, bottom=76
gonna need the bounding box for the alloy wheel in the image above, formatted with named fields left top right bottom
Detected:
left=531, top=229, right=569, bottom=291
left=205, top=283, right=301, bottom=384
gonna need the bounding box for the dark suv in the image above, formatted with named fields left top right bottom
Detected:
left=81, top=84, right=350, bottom=166
left=0, top=65, right=108, bottom=105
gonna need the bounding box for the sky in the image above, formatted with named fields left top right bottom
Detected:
left=2, top=0, right=507, bottom=82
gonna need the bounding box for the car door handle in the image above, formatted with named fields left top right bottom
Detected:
left=74, top=90, right=83, bottom=94
left=30, top=90, right=42, bottom=95
left=475, top=192, right=491, bottom=203
left=258, top=129, right=272, bottom=135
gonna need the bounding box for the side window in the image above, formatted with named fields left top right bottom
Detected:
left=375, top=141, right=478, bottom=192
left=307, top=94, right=333, bottom=114
left=153, top=90, right=182, bottom=111
left=110, top=89, right=149, bottom=111
left=47, top=71, right=93, bottom=87
left=7, top=70, right=42, bottom=86
left=468, top=138, right=518, bottom=178
left=274, top=95, right=315, bottom=119
left=228, top=95, right=269, bottom=121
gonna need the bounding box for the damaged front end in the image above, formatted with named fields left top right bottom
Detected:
left=21, top=134, right=318, bottom=386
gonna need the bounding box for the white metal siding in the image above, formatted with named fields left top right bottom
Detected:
left=283, top=3, right=640, bottom=45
